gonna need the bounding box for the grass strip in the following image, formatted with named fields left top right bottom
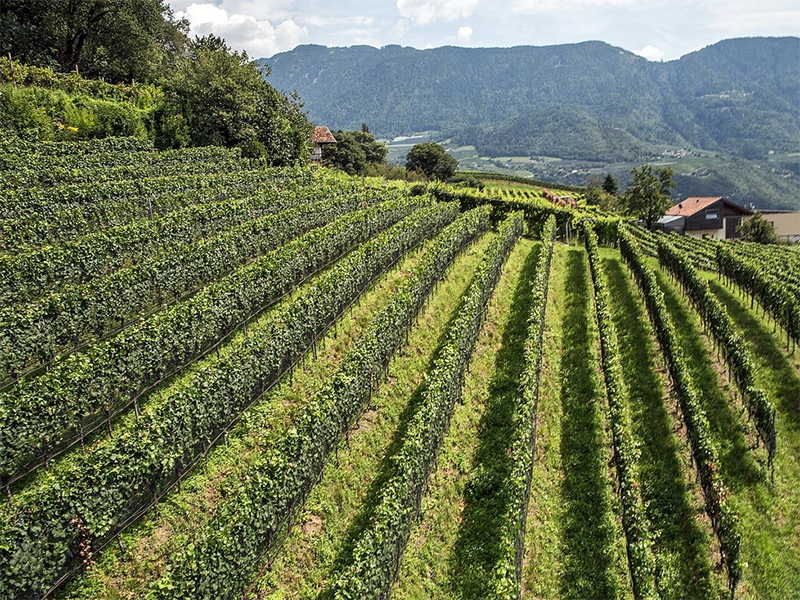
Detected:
left=0, top=203, right=458, bottom=600
left=619, top=228, right=742, bottom=597
left=144, top=206, right=494, bottom=599
left=583, top=224, right=658, bottom=600
left=326, top=213, right=524, bottom=600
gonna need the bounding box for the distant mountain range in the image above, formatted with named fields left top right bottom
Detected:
left=261, top=37, right=800, bottom=209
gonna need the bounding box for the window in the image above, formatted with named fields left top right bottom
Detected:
left=705, top=209, right=719, bottom=219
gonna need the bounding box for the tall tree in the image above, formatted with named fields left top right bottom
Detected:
left=406, top=142, right=458, bottom=180
left=323, top=129, right=387, bottom=174
left=737, top=213, right=780, bottom=244
left=623, top=164, right=675, bottom=229
left=0, top=0, right=188, bottom=82
left=602, top=173, right=619, bottom=195
left=159, top=35, right=312, bottom=164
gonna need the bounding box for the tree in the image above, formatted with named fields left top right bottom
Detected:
left=323, top=129, right=388, bottom=175
left=323, top=133, right=367, bottom=175
left=602, top=173, right=619, bottom=195
left=158, top=35, right=312, bottom=164
left=623, top=164, right=675, bottom=229
left=737, top=213, right=780, bottom=244
left=0, top=0, right=189, bottom=82
left=406, top=142, right=458, bottom=180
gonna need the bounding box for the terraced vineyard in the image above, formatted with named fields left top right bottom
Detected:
left=0, top=139, right=798, bottom=600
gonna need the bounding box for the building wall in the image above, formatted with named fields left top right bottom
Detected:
left=687, top=228, right=725, bottom=240
left=763, top=212, right=800, bottom=238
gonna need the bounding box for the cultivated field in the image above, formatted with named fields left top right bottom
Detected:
left=0, top=139, right=798, bottom=600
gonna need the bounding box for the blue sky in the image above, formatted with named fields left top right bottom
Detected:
left=166, top=0, right=800, bottom=61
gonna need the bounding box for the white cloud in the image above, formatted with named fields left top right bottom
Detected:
left=634, top=45, right=665, bottom=60
left=397, top=0, right=482, bottom=25
left=512, top=0, right=638, bottom=11
left=300, top=14, right=377, bottom=28
left=394, top=19, right=411, bottom=36
left=457, top=26, right=474, bottom=42
left=176, top=3, right=307, bottom=57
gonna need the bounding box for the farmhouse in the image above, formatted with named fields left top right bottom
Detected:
left=311, top=126, right=337, bottom=163
left=658, top=196, right=752, bottom=239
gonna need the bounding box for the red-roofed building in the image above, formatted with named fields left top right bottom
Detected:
left=659, top=196, right=752, bottom=239
left=311, top=126, right=336, bottom=163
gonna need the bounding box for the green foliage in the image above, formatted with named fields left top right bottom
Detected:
left=145, top=206, right=490, bottom=600
left=619, top=226, right=743, bottom=595
left=157, top=36, right=312, bottom=164
left=406, top=142, right=458, bottom=180
left=0, top=201, right=453, bottom=600
left=603, top=174, right=619, bottom=196
left=486, top=215, right=555, bottom=598
left=322, top=130, right=387, bottom=175
left=737, top=213, right=780, bottom=244
left=582, top=223, right=659, bottom=600
left=0, top=83, right=154, bottom=141
left=0, top=0, right=189, bottom=82
left=623, top=164, right=675, bottom=229
left=656, top=238, right=776, bottom=465
left=329, top=212, right=523, bottom=599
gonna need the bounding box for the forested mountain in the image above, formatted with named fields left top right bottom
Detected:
left=262, top=37, right=799, bottom=209
left=262, top=37, right=799, bottom=162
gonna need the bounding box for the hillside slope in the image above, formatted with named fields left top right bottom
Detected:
left=263, top=38, right=800, bottom=209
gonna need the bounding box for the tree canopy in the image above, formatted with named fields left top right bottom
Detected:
left=323, top=129, right=388, bottom=175
left=623, top=164, right=675, bottom=229
left=737, top=213, right=780, bottom=244
left=0, top=0, right=188, bottom=83
left=157, top=35, right=312, bottom=164
left=405, top=142, right=458, bottom=180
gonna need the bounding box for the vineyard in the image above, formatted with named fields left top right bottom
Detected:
left=0, top=139, right=798, bottom=600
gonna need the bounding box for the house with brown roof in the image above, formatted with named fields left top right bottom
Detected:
left=311, top=126, right=336, bottom=163
left=659, top=196, right=752, bottom=239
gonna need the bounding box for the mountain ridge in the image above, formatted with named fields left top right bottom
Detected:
left=261, top=37, right=800, bottom=209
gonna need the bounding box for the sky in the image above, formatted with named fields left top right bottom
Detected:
left=165, top=0, right=800, bottom=62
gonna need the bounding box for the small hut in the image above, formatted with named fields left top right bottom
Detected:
left=311, top=126, right=337, bottom=163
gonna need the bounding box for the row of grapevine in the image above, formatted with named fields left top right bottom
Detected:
left=731, top=242, right=800, bottom=293
left=624, top=224, right=657, bottom=257
left=146, top=206, right=494, bottom=599
left=0, top=191, right=399, bottom=381
left=0, top=168, right=305, bottom=241
left=1, top=146, right=246, bottom=190
left=619, top=228, right=743, bottom=597
left=0, top=202, right=457, bottom=600
left=329, top=212, right=524, bottom=599
left=0, top=167, right=317, bottom=252
left=0, top=196, right=432, bottom=484
left=485, top=215, right=556, bottom=599
left=665, top=231, right=716, bottom=270
left=717, top=246, right=800, bottom=349
left=0, top=136, right=153, bottom=156
left=0, top=171, right=375, bottom=302
left=656, top=237, right=777, bottom=466
left=583, top=224, right=658, bottom=600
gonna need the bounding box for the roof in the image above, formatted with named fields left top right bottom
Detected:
left=666, top=197, right=723, bottom=217
left=665, top=196, right=752, bottom=218
left=312, top=126, right=337, bottom=144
